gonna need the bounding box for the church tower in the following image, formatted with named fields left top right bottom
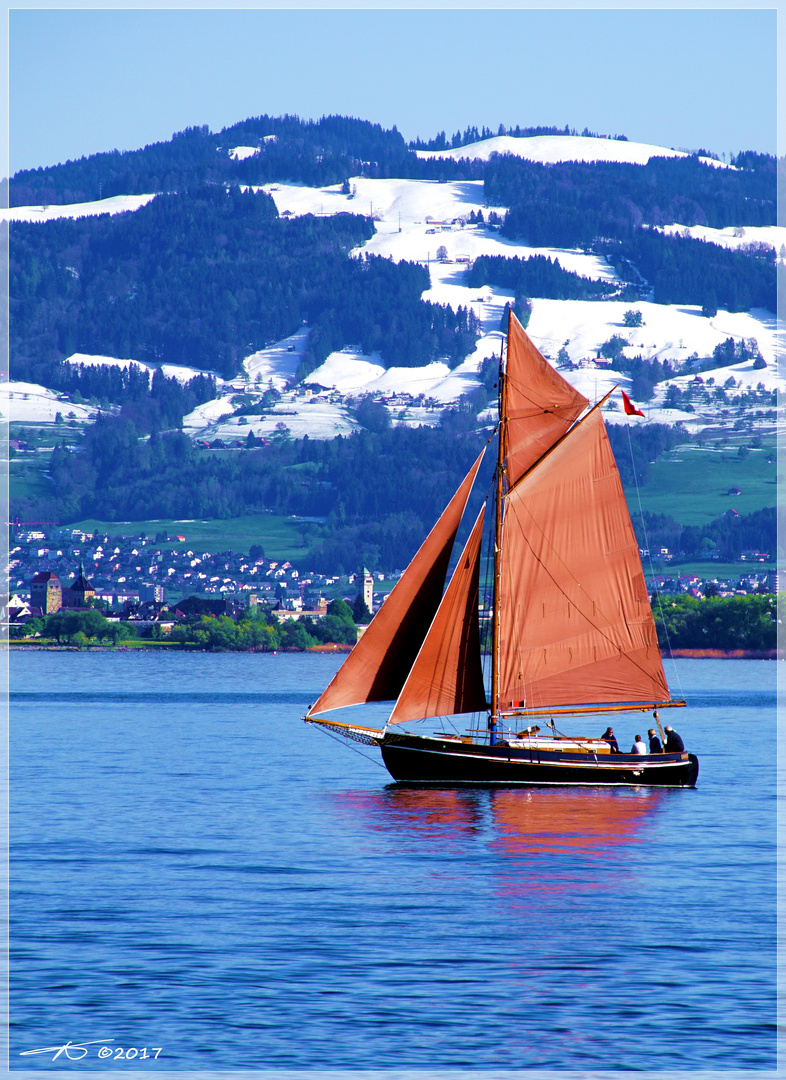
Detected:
left=363, top=568, right=374, bottom=613
left=70, top=560, right=95, bottom=608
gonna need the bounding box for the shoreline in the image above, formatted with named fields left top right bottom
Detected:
left=666, top=648, right=781, bottom=660
left=5, top=643, right=779, bottom=658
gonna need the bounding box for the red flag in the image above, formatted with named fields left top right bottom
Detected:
left=621, top=390, right=645, bottom=417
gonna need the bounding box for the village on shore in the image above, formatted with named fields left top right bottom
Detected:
left=4, top=519, right=779, bottom=653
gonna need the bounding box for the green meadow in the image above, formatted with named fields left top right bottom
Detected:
left=626, top=445, right=776, bottom=526
left=69, top=514, right=319, bottom=561
left=13, top=433, right=778, bottom=566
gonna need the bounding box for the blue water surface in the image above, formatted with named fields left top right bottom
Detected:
left=9, top=652, right=777, bottom=1071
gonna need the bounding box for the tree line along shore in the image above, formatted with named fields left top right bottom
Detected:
left=7, top=593, right=779, bottom=655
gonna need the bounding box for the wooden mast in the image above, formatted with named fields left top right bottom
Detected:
left=489, top=316, right=508, bottom=743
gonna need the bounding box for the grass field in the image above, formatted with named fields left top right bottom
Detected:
left=626, top=445, right=776, bottom=525
left=9, top=458, right=56, bottom=503
left=68, top=514, right=320, bottom=560
left=16, top=436, right=778, bottom=565
left=644, top=560, right=774, bottom=581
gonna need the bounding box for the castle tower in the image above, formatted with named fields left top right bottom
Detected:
left=30, top=572, right=62, bottom=614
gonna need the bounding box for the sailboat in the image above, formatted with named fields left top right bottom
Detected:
left=305, top=312, right=699, bottom=788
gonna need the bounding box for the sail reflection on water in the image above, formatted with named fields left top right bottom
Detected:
left=488, top=786, right=662, bottom=855
left=331, top=785, right=664, bottom=864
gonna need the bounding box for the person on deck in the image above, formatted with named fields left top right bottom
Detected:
left=648, top=728, right=663, bottom=753
left=663, top=726, right=685, bottom=753
left=600, top=727, right=621, bottom=753
left=631, top=735, right=647, bottom=755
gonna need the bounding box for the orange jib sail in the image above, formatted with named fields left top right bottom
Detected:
left=308, top=450, right=485, bottom=715
left=389, top=505, right=487, bottom=725
left=498, top=408, right=669, bottom=710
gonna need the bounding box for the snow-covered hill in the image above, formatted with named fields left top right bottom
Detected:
left=1, top=382, right=99, bottom=424
left=6, top=133, right=781, bottom=441
left=415, top=133, right=731, bottom=168
left=0, top=193, right=156, bottom=224
left=658, top=222, right=786, bottom=254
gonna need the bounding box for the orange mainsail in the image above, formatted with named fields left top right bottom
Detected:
left=497, top=407, right=669, bottom=710
left=388, top=505, right=487, bottom=725
left=308, top=450, right=484, bottom=714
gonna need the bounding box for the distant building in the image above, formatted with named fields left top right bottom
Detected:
left=140, top=583, right=165, bottom=603
left=50, top=527, right=88, bottom=543
left=270, top=598, right=327, bottom=623
left=4, top=595, right=32, bottom=625
left=62, top=561, right=96, bottom=609
left=363, top=568, right=374, bottom=612
left=30, top=571, right=62, bottom=614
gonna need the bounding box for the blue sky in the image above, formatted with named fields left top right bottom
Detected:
left=8, top=7, right=779, bottom=176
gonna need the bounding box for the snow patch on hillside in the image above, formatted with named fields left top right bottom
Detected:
left=3, top=382, right=99, bottom=424
left=304, top=351, right=386, bottom=392
left=182, top=398, right=235, bottom=428
left=659, top=353, right=780, bottom=394
left=304, top=353, right=482, bottom=404
left=416, top=134, right=730, bottom=169
left=187, top=400, right=361, bottom=442
left=261, top=176, right=509, bottom=226
left=526, top=300, right=780, bottom=368
left=228, top=146, right=260, bottom=161
left=359, top=211, right=616, bottom=286
left=242, top=329, right=309, bottom=388
left=1, top=194, right=157, bottom=224
left=659, top=223, right=786, bottom=254
left=263, top=176, right=620, bottom=333
left=64, top=353, right=221, bottom=385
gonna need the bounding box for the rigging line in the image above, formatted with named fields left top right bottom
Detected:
left=624, top=421, right=684, bottom=698
left=501, top=499, right=669, bottom=695
left=312, top=722, right=389, bottom=770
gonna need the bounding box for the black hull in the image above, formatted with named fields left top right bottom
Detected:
left=381, top=733, right=699, bottom=788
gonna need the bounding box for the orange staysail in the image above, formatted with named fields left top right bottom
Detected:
left=389, top=505, right=487, bottom=725
left=498, top=408, right=669, bottom=710
left=505, top=311, right=588, bottom=486
left=308, top=450, right=484, bottom=715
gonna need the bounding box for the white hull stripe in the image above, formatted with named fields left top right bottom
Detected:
left=388, top=745, right=689, bottom=770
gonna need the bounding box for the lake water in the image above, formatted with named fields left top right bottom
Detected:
left=9, top=652, right=778, bottom=1074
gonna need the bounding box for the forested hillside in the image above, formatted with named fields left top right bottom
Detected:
left=36, top=421, right=490, bottom=572
left=16, top=408, right=773, bottom=575
left=11, top=116, right=776, bottom=388
left=467, top=254, right=619, bottom=302
left=486, top=154, right=776, bottom=235
left=489, top=155, right=776, bottom=312
left=10, top=116, right=415, bottom=206
left=11, top=185, right=480, bottom=382
left=8, top=114, right=778, bottom=572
